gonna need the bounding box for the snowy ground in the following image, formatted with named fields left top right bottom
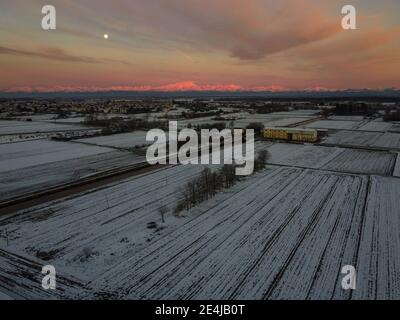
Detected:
left=353, top=175, right=400, bottom=299
left=0, top=140, right=112, bottom=172
left=0, top=150, right=145, bottom=202
left=357, top=121, right=393, bottom=132
left=233, top=116, right=315, bottom=129
left=393, top=154, right=400, bottom=177
left=264, top=117, right=314, bottom=127
left=43, top=117, right=86, bottom=124
left=267, top=110, right=320, bottom=117
left=324, top=130, right=400, bottom=150
left=322, top=149, right=396, bottom=175
left=263, top=142, right=395, bottom=176
left=389, top=124, right=400, bottom=133
left=1, top=165, right=399, bottom=299
left=328, top=116, right=366, bottom=121
left=305, top=120, right=361, bottom=130
left=265, top=143, right=343, bottom=169
left=0, top=139, right=146, bottom=202
left=0, top=120, right=88, bottom=135
left=0, top=129, right=101, bottom=144
left=0, top=290, right=13, bottom=300
left=15, top=114, right=58, bottom=121
left=75, top=131, right=150, bottom=149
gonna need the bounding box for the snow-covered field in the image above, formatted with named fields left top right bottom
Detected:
left=328, top=115, right=366, bottom=121
left=263, top=142, right=395, bottom=176
left=0, top=140, right=112, bottom=172
left=305, top=120, right=360, bottom=130
left=389, top=124, right=400, bottom=133
left=324, top=130, right=378, bottom=146
left=0, top=140, right=147, bottom=201
left=324, top=130, right=400, bottom=150
left=75, top=131, right=150, bottom=149
left=1, top=165, right=399, bottom=299
left=233, top=114, right=317, bottom=129
left=0, top=150, right=145, bottom=202
left=265, top=143, right=342, bottom=169
left=267, top=110, right=320, bottom=117
left=43, top=117, right=86, bottom=124
left=0, top=120, right=88, bottom=135
left=373, top=133, right=400, bottom=149
left=357, top=121, right=393, bottom=132
left=0, top=291, right=13, bottom=300
left=264, top=117, right=314, bottom=127
left=393, top=154, right=400, bottom=177
left=322, top=149, right=395, bottom=175
left=0, top=129, right=101, bottom=144
left=354, top=176, right=400, bottom=299
left=15, top=114, right=58, bottom=121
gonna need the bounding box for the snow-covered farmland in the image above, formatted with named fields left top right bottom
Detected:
left=357, top=121, right=393, bottom=132
left=393, top=154, right=400, bottom=177
left=324, top=130, right=400, bottom=150
left=324, top=130, right=379, bottom=147
left=0, top=140, right=147, bottom=201
left=263, top=142, right=395, bottom=176
left=354, top=176, right=400, bottom=299
left=1, top=164, right=400, bottom=299
left=233, top=115, right=316, bottom=129
left=264, top=117, right=313, bottom=127
left=322, top=149, right=396, bottom=175
left=389, top=124, right=400, bottom=133
left=0, top=150, right=145, bottom=202
left=0, top=291, right=13, bottom=300
left=43, top=117, right=86, bottom=124
left=305, top=120, right=360, bottom=130
left=0, top=120, right=88, bottom=135
left=75, top=131, right=149, bottom=149
left=0, top=129, right=101, bottom=144
left=15, top=114, right=58, bottom=121
left=0, top=140, right=111, bottom=172
left=267, top=110, right=320, bottom=117
left=265, top=143, right=342, bottom=169
left=328, top=115, right=366, bottom=121
left=372, top=133, right=400, bottom=149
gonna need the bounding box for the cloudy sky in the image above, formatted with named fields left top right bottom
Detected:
left=0, top=0, right=399, bottom=92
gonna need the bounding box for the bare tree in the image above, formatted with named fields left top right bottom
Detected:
left=2, top=228, right=10, bottom=246
left=158, top=205, right=169, bottom=223
left=254, top=150, right=270, bottom=171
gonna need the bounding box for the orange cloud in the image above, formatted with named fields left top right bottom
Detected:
left=0, top=45, right=128, bottom=64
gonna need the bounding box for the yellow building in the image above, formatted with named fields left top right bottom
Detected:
left=264, top=127, right=318, bottom=142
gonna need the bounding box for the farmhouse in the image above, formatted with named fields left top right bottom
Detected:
left=264, top=127, right=318, bottom=142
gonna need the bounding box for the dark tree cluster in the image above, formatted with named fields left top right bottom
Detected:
left=332, top=103, right=375, bottom=116
left=175, top=165, right=238, bottom=213
left=174, top=150, right=270, bottom=214
left=191, top=122, right=227, bottom=131
left=84, top=116, right=168, bottom=134
left=246, top=122, right=265, bottom=135
left=383, top=109, right=400, bottom=122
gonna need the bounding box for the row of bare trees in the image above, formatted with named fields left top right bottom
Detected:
left=174, top=150, right=269, bottom=214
